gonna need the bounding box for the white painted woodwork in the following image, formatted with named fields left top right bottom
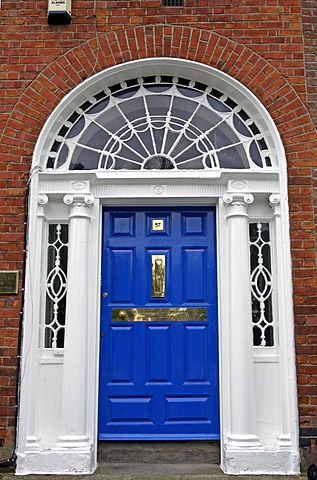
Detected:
left=54, top=194, right=94, bottom=449
left=15, top=58, right=300, bottom=475
left=269, top=194, right=294, bottom=448
left=223, top=193, right=261, bottom=448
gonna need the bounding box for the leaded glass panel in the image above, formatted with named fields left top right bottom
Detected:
left=46, top=76, right=272, bottom=171
left=44, top=224, right=68, bottom=349
left=249, top=222, right=274, bottom=347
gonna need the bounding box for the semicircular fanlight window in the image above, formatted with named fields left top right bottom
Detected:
left=46, top=76, right=272, bottom=171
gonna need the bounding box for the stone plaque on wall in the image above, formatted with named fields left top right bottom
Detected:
left=0, top=271, right=18, bottom=294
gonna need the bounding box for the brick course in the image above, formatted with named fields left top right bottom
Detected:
left=0, top=0, right=316, bottom=462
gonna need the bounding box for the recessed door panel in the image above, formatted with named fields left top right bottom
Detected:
left=182, top=212, right=206, bottom=236
left=108, top=397, right=153, bottom=424
left=183, top=248, right=207, bottom=302
left=99, top=207, right=219, bottom=440
left=111, top=213, right=135, bottom=236
left=165, top=396, right=210, bottom=423
left=109, top=326, right=134, bottom=384
left=184, top=326, right=209, bottom=383
left=146, top=326, right=171, bottom=384
left=110, top=249, right=134, bottom=303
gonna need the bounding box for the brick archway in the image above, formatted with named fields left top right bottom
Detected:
left=5, top=25, right=317, bottom=266
left=3, top=25, right=317, bottom=162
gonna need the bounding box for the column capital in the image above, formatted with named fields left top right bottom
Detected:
left=269, top=193, right=281, bottom=213
left=38, top=194, right=49, bottom=205
left=223, top=192, right=254, bottom=217
left=63, top=193, right=94, bottom=206
left=63, top=194, right=95, bottom=218
left=38, top=194, right=49, bottom=218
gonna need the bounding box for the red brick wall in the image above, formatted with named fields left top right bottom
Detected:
left=0, top=0, right=316, bottom=460
left=302, top=0, right=317, bottom=126
left=297, top=0, right=317, bottom=460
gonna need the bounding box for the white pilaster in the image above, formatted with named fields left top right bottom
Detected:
left=222, top=192, right=261, bottom=450
left=24, top=194, right=49, bottom=452
left=269, top=193, right=292, bottom=448
left=55, top=193, right=94, bottom=450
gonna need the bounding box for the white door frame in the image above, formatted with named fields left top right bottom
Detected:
left=16, top=59, right=299, bottom=475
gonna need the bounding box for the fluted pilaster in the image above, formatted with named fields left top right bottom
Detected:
left=55, top=194, right=95, bottom=449
left=223, top=192, right=261, bottom=449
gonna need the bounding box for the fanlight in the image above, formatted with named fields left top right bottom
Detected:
left=46, top=76, right=272, bottom=171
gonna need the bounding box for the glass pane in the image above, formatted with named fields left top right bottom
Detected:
left=249, top=222, right=274, bottom=347
left=217, top=145, right=248, bottom=169
left=70, top=147, right=100, bottom=170
left=144, top=157, right=175, bottom=170
left=46, top=76, right=272, bottom=171
left=44, top=224, right=69, bottom=349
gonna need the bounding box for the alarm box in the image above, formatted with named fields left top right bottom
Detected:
left=48, top=0, right=71, bottom=24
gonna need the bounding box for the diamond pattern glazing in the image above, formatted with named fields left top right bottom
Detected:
left=44, top=224, right=69, bottom=349
left=249, top=222, right=274, bottom=347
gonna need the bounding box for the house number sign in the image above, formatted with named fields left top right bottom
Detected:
left=152, top=219, right=164, bottom=231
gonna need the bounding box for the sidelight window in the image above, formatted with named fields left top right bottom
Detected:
left=249, top=222, right=274, bottom=347
left=44, top=224, right=69, bottom=349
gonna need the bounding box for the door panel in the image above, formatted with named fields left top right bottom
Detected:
left=99, top=207, right=219, bottom=440
left=146, top=326, right=171, bottom=383
left=183, top=248, right=207, bottom=302
left=184, top=326, right=209, bottom=382
left=109, top=326, right=133, bottom=383
left=111, top=250, right=134, bottom=302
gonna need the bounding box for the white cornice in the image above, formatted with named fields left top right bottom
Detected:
left=37, top=170, right=279, bottom=197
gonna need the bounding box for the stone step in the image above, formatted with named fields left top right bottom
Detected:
left=96, top=462, right=222, bottom=477
left=0, top=442, right=307, bottom=479
left=0, top=461, right=307, bottom=480
left=0, top=465, right=307, bottom=480
left=98, top=441, right=220, bottom=465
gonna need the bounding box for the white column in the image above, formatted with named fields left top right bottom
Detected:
left=223, top=192, right=261, bottom=449
left=269, top=194, right=292, bottom=448
left=55, top=193, right=94, bottom=449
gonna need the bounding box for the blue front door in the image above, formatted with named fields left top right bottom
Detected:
left=98, top=207, right=219, bottom=440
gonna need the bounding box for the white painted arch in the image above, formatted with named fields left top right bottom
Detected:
left=16, top=58, right=299, bottom=475
left=33, top=58, right=282, bottom=172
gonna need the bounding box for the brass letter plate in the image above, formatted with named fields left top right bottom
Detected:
left=152, top=255, right=165, bottom=298
left=0, top=271, right=19, bottom=295
left=112, top=307, right=207, bottom=322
